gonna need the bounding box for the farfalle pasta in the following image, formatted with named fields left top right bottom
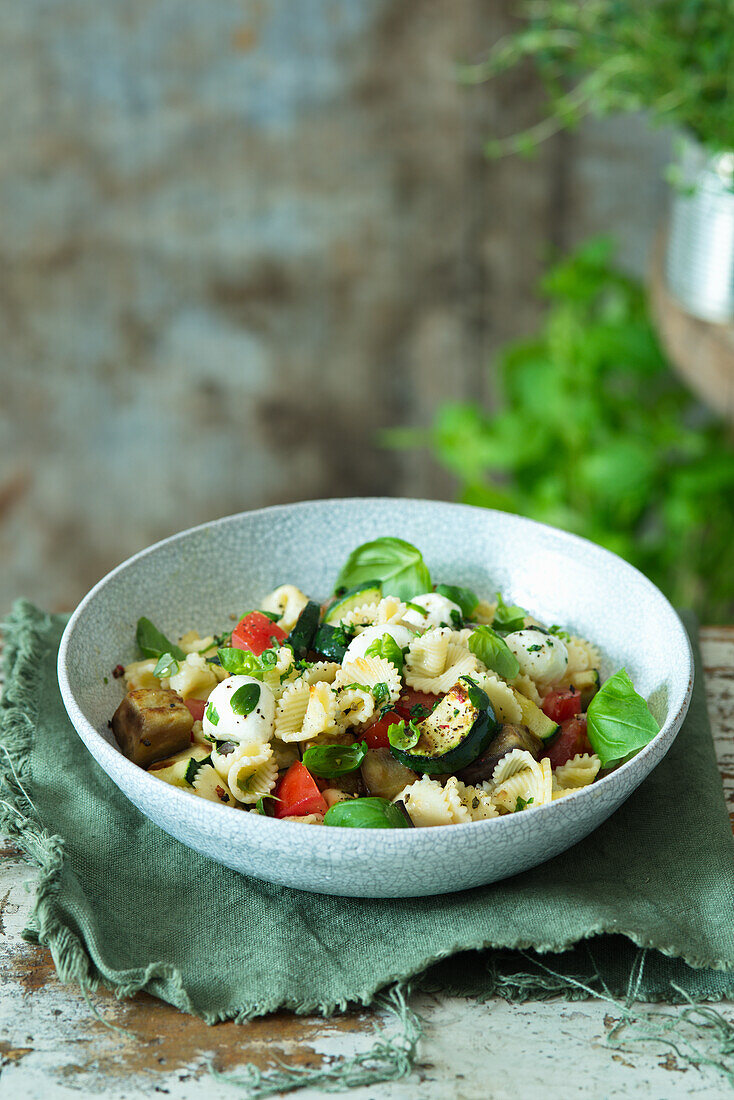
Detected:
left=111, top=537, right=658, bottom=829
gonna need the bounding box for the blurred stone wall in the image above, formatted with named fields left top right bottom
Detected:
left=0, top=0, right=671, bottom=612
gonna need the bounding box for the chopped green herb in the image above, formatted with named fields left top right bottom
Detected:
left=259, top=648, right=279, bottom=669
left=387, top=718, right=421, bottom=751
left=449, top=609, right=464, bottom=630
left=372, top=682, right=390, bottom=707
left=549, top=625, right=572, bottom=642
left=205, top=702, right=220, bottom=727
left=492, top=594, right=528, bottom=636
left=364, top=633, right=406, bottom=673
left=230, top=683, right=261, bottom=716
left=526, top=644, right=543, bottom=653
left=184, top=754, right=211, bottom=785
left=103, top=676, right=108, bottom=685
left=404, top=600, right=428, bottom=616
left=514, top=795, right=534, bottom=812
left=153, top=652, right=180, bottom=678
left=410, top=702, right=433, bottom=719
left=255, top=794, right=280, bottom=816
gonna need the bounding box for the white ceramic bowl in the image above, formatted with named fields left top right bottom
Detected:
left=58, top=499, right=693, bottom=897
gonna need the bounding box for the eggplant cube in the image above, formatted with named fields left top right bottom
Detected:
left=112, top=688, right=193, bottom=768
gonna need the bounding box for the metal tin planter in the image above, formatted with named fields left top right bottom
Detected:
left=665, top=139, right=734, bottom=324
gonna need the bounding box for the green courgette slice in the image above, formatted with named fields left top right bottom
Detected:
left=323, top=582, right=382, bottom=626
left=286, top=600, right=321, bottom=656
left=390, top=676, right=498, bottom=775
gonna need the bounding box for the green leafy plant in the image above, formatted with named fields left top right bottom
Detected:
left=387, top=239, right=734, bottom=621
left=462, top=0, right=734, bottom=157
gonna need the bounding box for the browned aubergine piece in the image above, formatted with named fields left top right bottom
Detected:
left=456, top=723, right=543, bottom=785
left=112, top=688, right=193, bottom=768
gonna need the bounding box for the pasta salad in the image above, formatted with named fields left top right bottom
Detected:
left=110, top=537, right=659, bottom=828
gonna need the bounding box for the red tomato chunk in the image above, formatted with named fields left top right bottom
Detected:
left=232, top=612, right=287, bottom=656
left=542, top=687, right=582, bottom=724
left=542, top=715, right=592, bottom=769
left=274, top=762, right=327, bottom=819
left=363, top=710, right=403, bottom=750
left=184, top=698, right=206, bottom=723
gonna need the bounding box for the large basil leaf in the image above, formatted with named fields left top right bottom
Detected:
left=435, top=583, right=479, bottom=618
left=586, top=669, right=659, bottom=767
left=136, top=617, right=185, bottom=661
left=334, top=538, right=431, bottom=601
left=323, top=797, right=413, bottom=829
left=467, top=626, right=520, bottom=680
left=301, top=741, right=367, bottom=778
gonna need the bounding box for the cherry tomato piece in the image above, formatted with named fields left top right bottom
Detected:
left=542, top=715, right=592, bottom=768
left=274, top=762, right=328, bottom=819
left=232, top=612, right=287, bottom=656
left=184, top=698, right=206, bottom=722
left=542, top=688, right=582, bottom=724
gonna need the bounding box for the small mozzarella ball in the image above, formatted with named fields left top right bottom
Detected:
left=202, top=676, right=275, bottom=744
left=402, top=592, right=463, bottom=631
left=344, top=623, right=415, bottom=662
left=504, top=629, right=568, bottom=684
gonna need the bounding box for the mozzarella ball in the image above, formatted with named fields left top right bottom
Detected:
left=401, top=592, right=463, bottom=631
left=202, top=675, right=275, bottom=744
left=504, top=629, right=568, bottom=685
left=344, top=623, right=415, bottom=663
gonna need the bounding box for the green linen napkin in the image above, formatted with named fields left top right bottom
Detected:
left=1, top=602, right=734, bottom=1091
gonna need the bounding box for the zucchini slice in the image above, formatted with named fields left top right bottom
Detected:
left=568, top=668, right=600, bottom=710
left=287, top=600, right=321, bottom=656
left=390, top=676, right=498, bottom=775
left=324, top=582, right=382, bottom=626
left=511, top=689, right=559, bottom=743
left=312, top=622, right=352, bottom=663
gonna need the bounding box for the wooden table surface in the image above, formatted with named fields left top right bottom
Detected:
left=1, top=627, right=733, bottom=1100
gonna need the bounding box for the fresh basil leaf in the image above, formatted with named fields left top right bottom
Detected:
left=205, top=702, right=220, bottom=726
left=459, top=675, right=491, bottom=712
left=435, top=583, right=479, bottom=618
left=255, top=794, right=280, bottom=816
left=514, top=795, right=533, bottom=812
left=372, top=682, right=390, bottom=708
left=364, top=632, right=405, bottom=673
left=548, top=624, right=571, bottom=641
left=136, top=617, right=185, bottom=661
left=449, top=609, right=464, bottom=630
left=301, top=741, right=368, bottom=778
left=586, top=669, right=659, bottom=767
left=467, top=626, right=520, bottom=680
left=387, top=718, right=421, bottom=751
left=323, top=796, right=413, bottom=829
left=334, top=537, right=431, bottom=601
left=492, top=593, right=528, bottom=635
left=230, top=683, right=261, bottom=716
left=217, top=648, right=265, bottom=679
left=184, top=754, right=211, bottom=785
left=153, top=652, right=179, bottom=678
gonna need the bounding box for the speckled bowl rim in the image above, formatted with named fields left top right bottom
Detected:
left=58, top=498, right=694, bottom=842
